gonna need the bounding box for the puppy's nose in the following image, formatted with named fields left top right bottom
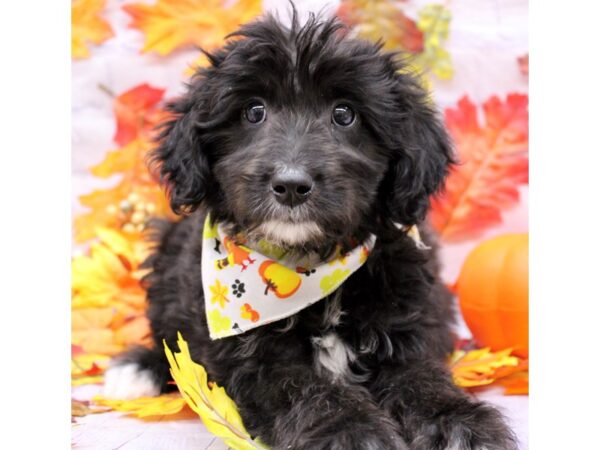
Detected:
left=270, top=170, right=313, bottom=207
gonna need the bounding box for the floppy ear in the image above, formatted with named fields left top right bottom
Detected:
left=385, top=74, right=454, bottom=225
left=151, top=92, right=213, bottom=215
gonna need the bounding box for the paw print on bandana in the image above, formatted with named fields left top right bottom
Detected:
left=232, top=279, right=246, bottom=298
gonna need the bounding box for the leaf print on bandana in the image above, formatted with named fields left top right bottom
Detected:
left=240, top=303, right=260, bottom=322
left=320, top=269, right=351, bottom=296
left=259, top=261, right=302, bottom=299
left=209, top=279, right=229, bottom=308
left=207, top=309, right=232, bottom=335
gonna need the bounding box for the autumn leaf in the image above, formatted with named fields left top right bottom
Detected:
left=165, top=333, right=268, bottom=449
left=72, top=227, right=149, bottom=309
left=123, top=0, right=263, bottom=56
left=72, top=228, right=153, bottom=356
left=72, top=307, right=122, bottom=355
left=72, top=351, right=111, bottom=386
left=93, top=393, right=193, bottom=418
left=112, top=84, right=167, bottom=146
left=92, top=138, right=155, bottom=180
left=450, top=348, right=528, bottom=395
left=413, top=4, right=453, bottom=79
left=72, top=0, right=114, bottom=59
left=337, top=0, right=424, bottom=53
left=451, top=348, right=517, bottom=387
left=429, top=94, right=529, bottom=241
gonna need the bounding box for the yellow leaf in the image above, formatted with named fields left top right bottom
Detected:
left=450, top=347, right=521, bottom=389
left=72, top=230, right=152, bottom=356
left=91, top=138, right=153, bottom=180
left=72, top=0, right=114, bottom=59
left=164, top=333, right=267, bottom=449
left=414, top=4, right=453, bottom=79
left=72, top=376, right=105, bottom=387
left=93, top=393, right=189, bottom=417
left=123, top=0, right=263, bottom=56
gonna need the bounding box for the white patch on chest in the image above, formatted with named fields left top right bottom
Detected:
left=312, top=332, right=356, bottom=382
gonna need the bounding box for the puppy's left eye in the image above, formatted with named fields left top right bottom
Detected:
left=332, top=104, right=355, bottom=127
left=245, top=102, right=266, bottom=124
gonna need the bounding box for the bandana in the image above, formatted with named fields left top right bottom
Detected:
left=201, top=216, right=375, bottom=339
left=202, top=216, right=428, bottom=339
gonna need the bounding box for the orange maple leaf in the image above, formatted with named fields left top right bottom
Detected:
left=112, top=83, right=167, bottom=146
left=337, top=0, right=423, bottom=53
left=123, top=0, right=263, bottom=56
left=429, top=94, right=529, bottom=241
left=72, top=0, right=114, bottom=59
left=450, top=348, right=528, bottom=395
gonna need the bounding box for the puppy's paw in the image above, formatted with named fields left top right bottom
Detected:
left=102, top=363, right=161, bottom=400
left=410, top=402, right=517, bottom=450
left=296, top=415, right=408, bottom=450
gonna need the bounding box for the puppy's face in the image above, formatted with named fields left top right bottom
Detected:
left=153, top=15, right=453, bottom=250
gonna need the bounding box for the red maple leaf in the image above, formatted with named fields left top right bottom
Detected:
left=429, top=94, right=529, bottom=241
left=113, top=83, right=167, bottom=146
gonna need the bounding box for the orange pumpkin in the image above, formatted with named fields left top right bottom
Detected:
left=456, top=233, right=529, bottom=357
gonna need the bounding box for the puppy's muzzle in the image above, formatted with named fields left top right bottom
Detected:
left=270, top=169, right=313, bottom=208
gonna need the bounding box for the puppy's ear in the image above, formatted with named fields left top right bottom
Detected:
left=151, top=91, right=212, bottom=215
left=385, top=73, right=455, bottom=225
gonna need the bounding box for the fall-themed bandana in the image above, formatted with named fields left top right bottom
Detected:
left=202, top=216, right=428, bottom=339
left=201, top=216, right=375, bottom=339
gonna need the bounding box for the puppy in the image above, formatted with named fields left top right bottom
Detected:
left=104, top=11, right=517, bottom=450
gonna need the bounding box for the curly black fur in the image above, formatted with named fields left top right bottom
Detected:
left=115, top=10, right=517, bottom=450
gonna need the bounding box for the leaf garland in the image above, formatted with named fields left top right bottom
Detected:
left=72, top=0, right=114, bottom=59
left=429, top=94, right=529, bottom=241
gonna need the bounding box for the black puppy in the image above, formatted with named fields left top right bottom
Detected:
left=104, top=11, right=516, bottom=450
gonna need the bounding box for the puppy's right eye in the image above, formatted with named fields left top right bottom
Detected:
left=244, top=102, right=266, bottom=124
